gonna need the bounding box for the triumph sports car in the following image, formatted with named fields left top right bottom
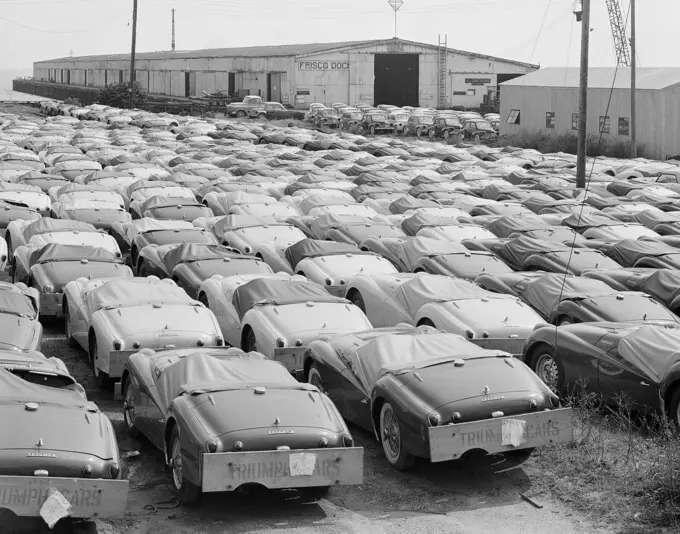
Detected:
left=49, top=199, right=132, bottom=230
left=523, top=322, right=680, bottom=425
left=63, top=277, right=223, bottom=388
left=0, top=282, right=42, bottom=352
left=120, top=347, right=362, bottom=503
left=137, top=195, right=214, bottom=221
left=303, top=326, right=572, bottom=469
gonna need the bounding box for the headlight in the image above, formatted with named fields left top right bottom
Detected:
left=113, top=340, right=122, bottom=350
left=276, top=337, right=285, bottom=348
left=109, top=463, right=120, bottom=479
left=206, top=439, right=219, bottom=453
left=451, top=412, right=462, bottom=423
left=43, top=284, right=54, bottom=293
left=427, top=413, right=440, bottom=427
left=215, top=336, right=224, bottom=346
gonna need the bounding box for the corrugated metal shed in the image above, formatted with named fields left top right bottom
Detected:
left=503, top=67, right=680, bottom=91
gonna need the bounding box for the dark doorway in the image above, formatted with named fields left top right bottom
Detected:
left=374, top=54, right=419, bottom=107
left=266, top=73, right=272, bottom=102
left=185, top=72, right=191, bottom=97
left=228, top=73, right=235, bottom=95
left=496, top=73, right=524, bottom=101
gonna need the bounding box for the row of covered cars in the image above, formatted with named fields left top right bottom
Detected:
left=305, top=102, right=500, bottom=142
left=2, top=100, right=680, bottom=524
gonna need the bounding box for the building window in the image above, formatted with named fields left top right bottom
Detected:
left=618, top=117, right=630, bottom=135
left=546, top=112, right=556, bottom=129
left=599, top=116, right=611, bottom=134
left=572, top=113, right=579, bottom=131
left=119, top=70, right=123, bottom=84
left=507, top=109, right=520, bottom=124
left=466, top=89, right=476, bottom=96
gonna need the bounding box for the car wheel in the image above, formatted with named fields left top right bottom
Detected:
left=529, top=344, right=564, bottom=392
left=299, top=486, right=329, bottom=502
left=64, top=302, right=77, bottom=348
left=307, top=364, right=325, bottom=393
left=379, top=402, right=415, bottom=470
left=244, top=329, right=257, bottom=352
left=369, top=125, right=376, bottom=135
left=138, top=262, right=148, bottom=277
left=90, top=335, right=113, bottom=390
left=123, top=377, right=141, bottom=439
left=416, top=128, right=422, bottom=137
left=457, top=133, right=465, bottom=144
left=258, top=113, right=266, bottom=120
left=169, top=426, right=201, bottom=504
left=417, top=318, right=436, bottom=329
left=428, top=129, right=435, bottom=139
left=347, top=290, right=366, bottom=313
left=236, top=110, right=246, bottom=118
left=198, top=293, right=209, bottom=308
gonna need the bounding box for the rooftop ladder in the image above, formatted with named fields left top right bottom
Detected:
left=438, top=34, right=448, bottom=109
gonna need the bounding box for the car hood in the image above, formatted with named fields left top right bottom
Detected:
left=184, top=388, right=343, bottom=438
left=0, top=404, right=115, bottom=460
left=0, top=314, right=40, bottom=351
left=32, top=262, right=131, bottom=292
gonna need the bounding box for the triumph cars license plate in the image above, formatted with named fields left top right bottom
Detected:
left=428, top=408, right=573, bottom=463
left=201, top=447, right=363, bottom=492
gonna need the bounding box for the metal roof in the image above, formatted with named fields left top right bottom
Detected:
left=35, top=38, right=538, bottom=69
left=501, top=67, right=680, bottom=91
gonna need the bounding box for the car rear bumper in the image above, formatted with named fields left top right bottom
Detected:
left=427, top=408, right=573, bottom=462
left=471, top=337, right=526, bottom=357
left=0, top=475, right=128, bottom=518
left=109, top=350, right=139, bottom=380
left=201, top=447, right=363, bottom=492
left=40, top=293, right=63, bottom=318
left=274, top=347, right=306, bottom=377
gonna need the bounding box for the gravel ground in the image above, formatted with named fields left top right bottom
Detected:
left=2, top=320, right=614, bottom=534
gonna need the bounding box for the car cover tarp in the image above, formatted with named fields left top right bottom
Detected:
left=635, top=210, right=680, bottom=229
left=60, top=199, right=125, bottom=212
left=232, top=278, right=346, bottom=319
left=394, top=275, right=489, bottom=313
left=389, top=196, right=440, bottom=215
left=618, top=326, right=680, bottom=382
left=353, top=332, right=503, bottom=392
left=88, top=278, right=196, bottom=310
left=285, top=239, right=362, bottom=269
left=398, top=237, right=467, bottom=267
left=562, top=212, right=617, bottom=231
left=0, top=367, right=97, bottom=410
left=0, top=288, right=38, bottom=318
left=29, top=244, right=120, bottom=267
left=638, top=269, right=680, bottom=308
left=126, top=179, right=178, bottom=196
left=152, top=350, right=300, bottom=410
left=500, top=236, right=570, bottom=268
left=521, top=226, right=585, bottom=244
left=606, top=181, right=647, bottom=197
left=141, top=195, right=203, bottom=213
left=0, top=202, right=40, bottom=227
left=162, top=243, right=241, bottom=273
left=299, top=194, right=353, bottom=214
left=125, top=218, right=194, bottom=241
left=23, top=218, right=96, bottom=243
left=604, top=239, right=678, bottom=267
left=53, top=183, right=109, bottom=196
left=520, top=274, right=615, bottom=318
left=212, top=215, right=281, bottom=239
left=308, top=214, right=375, bottom=239
left=401, top=212, right=459, bottom=236
left=487, top=216, right=550, bottom=238
left=522, top=197, right=579, bottom=215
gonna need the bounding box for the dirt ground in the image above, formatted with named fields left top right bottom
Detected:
left=1, top=321, right=617, bottom=534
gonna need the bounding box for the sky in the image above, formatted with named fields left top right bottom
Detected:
left=0, top=0, right=676, bottom=71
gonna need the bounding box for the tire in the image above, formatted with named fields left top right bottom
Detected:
left=299, top=486, right=329, bottom=502
left=557, top=317, right=573, bottom=326
left=244, top=328, right=257, bottom=352
left=379, top=402, right=415, bottom=470
left=236, top=110, right=246, bottom=118
left=138, top=262, right=148, bottom=277
left=417, top=318, right=435, bottom=328
left=474, top=133, right=481, bottom=144
left=64, top=302, right=77, bottom=348
left=198, top=293, right=209, bottom=308
left=258, top=114, right=266, bottom=120
left=428, top=129, right=435, bottom=139
left=123, top=377, right=141, bottom=439
left=348, top=290, right=366, bottom=313
left=528, top=344, right=564, bottom=392
left=169, top=426, right=201, bottom=504
left=307, top=364, right=325, bottom=393
left=90, top=335, right=113, bottom=390
left=369, top=125, right=376, bottom=135
left=457, top=133, right=465, bottom=144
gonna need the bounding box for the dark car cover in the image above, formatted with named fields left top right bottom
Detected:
left=562, top=212, right=617, bottom=232
left=635, top=209, right=680, bottom=229
left=232, top=278, right=346, bottom=320
left=638, top=269, right=680, bottom=310
left=487, top=216, right=550, bottom=238
left=23, top=218, right=97, bottom=243
left=499, top=236, right=570, bottom=269
left=389, top=196, right=440, bottom=215
left=401, top=212, right=459, bottom=236
left=28, top=243, right=121, bottom=268
left=603, top=239, right=679, bottom=267
left=162, top=243, right=242, bottom=274
left=618, top=326, right=680, bottom=382
left=285, top=239, right=363, bottom=270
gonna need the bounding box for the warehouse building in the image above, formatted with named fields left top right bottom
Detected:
left=32, top=38, right=538, bottom=109
left=500, top=67, right=680, bottom=160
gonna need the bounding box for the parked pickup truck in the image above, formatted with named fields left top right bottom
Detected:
left=248, top=102, right=306, bottom=121
left=225, top=96, right=264, bottom=118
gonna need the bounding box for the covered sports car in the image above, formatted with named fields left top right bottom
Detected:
left=523, top=323, right=680, bottom=425
left=13, top=244, right=133, bottom=317
left=562, top=212, right=659, bottom=240
left=0, top=200, right=41, bottom=231
left=285, top=239, right=397, bottom=295
left=600, top=238, right=680, bottom=269
left=304, top=326, right=572, bottom=469
left=63, top=277, right=223, bottom=388
left=633, top=209, right=680, bottom=235
left=137, top=242, right=272, bottom=297
left=0, top=367, right=127, bottom=521
left=0, top=282, right=42, bottom=352
left=480, top=272, right=679, bottom=326
left=120, top=348, right=362, bottom=503
left=231, top=277, right=372, bottom=375
left=49, top=199, right=132, bottom=230
left=6, top=218, right=111, bottom=257
left=345, top=273, right=545, bottom=356
left=138, top=195, right=214, bottom=221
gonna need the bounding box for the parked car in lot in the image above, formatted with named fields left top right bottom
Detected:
left=430, top=116, right=463, bottom=141
left=357, top=112, right=392, bottom=135
left=340, top=110, right=364, bottom=131
left=120, top=348, right=362, bottom=503
left=460, top=119, right=498, bottom=142
left=314, top=108, right=341, bottom=129
left=404, top=115, right=434, bottom=137
left=249, top=102, right=305, bottom=120
left=386, top=111, right=410, bottom=133
left=225, top=95, right=264, bottom=118
left=303, top=326, right=572, bottom=469
left=0, top=282, right=42, bottom=352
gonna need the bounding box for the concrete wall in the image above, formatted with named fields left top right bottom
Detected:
left=499, top=84, right=679, bottom=160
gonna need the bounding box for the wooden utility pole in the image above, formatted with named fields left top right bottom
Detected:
left=630, top=0, right=637, bottom=158
left=171, top=8, right=176, bottom=52
left=129, top=0, right=139, bottom=109
left=576, top=0, right=591, bottom=189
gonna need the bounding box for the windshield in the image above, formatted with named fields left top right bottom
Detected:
left=347, top=113, right=362, bottom=119
left=368, top=114, right=387, bottom=121
left=393, top=114, right=409, bottom=120
left=8, top=369, right=78, bottom=390
left=585, top=295, right=678, bottom=323
left=475, top=120, right=494, bottom=130
left=321, top=110, right=338, bottom=116
left=238, top=225, right=306, bottom=244
left=416, top=116, right=434, bottom=124
left=444, top=119, right=461, bottom=126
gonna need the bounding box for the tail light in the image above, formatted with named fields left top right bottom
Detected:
left=197, top=340, right=205, bottom=347
left=294, top=339, right=303, bottom=347
left=342, top=435, right=354, bottom=447
left=427, top=413, right=440, bottom=427
left=132, top=341, right=140, bottom=349
left=215, top=336, right=223, bottom=346
left=529, top=400, right=538, bottom=411
left=451, top=412, right=462, bottom=423
left=276, top=338, right=285, bottom=348
left=205, top=439, right=219, bottom=453
left=113, top=340, right=122, bottom=350
left=325, top=277, right=333, bottom=286
left=318, top=438, right=328, bottom=448
left=43, top=284, right=54, bottom=293
left=82, top=465, right=92, bottom=477
left=465, top=330, right=474, bottom=340
left=549, top=394, right=560, bottom=408
left=109, top=463, right=120, bottom=479
left=233, top=441, right=244, bottom=451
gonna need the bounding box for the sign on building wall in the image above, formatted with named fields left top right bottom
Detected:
left=297, top=61, right=350, bottom=71
left=465, top=78, right=491, bottom=85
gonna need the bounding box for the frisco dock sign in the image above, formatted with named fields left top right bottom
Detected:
left=297, top=60, right=349, bottom=71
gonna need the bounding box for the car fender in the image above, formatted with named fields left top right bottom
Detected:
left=303, top=341, right=349, bottom=383
left=165, top=400, right=206, bottom=486
left=293, top=257, right=324, bottom=282
left=172, top=263, right=201, bottom=299
left=5, top=219, right=32, bottom=251
left=200, top=279, right=242, bottom=347
left=12, top=245, right=33, bottom=284
left=137, top=244, right=168, bottom=277
left=241, top=309, right=277, bottom=357
left=221, top=231, right=250, bottom=253
left=256, top=242, right=292, bottom=274
left=415, top=302, right=464, bottom=333
left=90, top=310, right=116, bottom=372
left=63, top=279, right=90, bottom=350
left=345, top=275, right=411, bottom=328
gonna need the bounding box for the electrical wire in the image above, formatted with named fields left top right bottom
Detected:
left=563, top=9, right=575, bottom=84
left=0, top=14, right=92, bottom=33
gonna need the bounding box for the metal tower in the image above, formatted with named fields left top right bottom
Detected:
left=604, top=0, right=631, bottom=67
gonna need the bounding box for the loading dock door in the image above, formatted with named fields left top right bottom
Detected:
left=374, top=54, right=419, bottom=107
left=270, top=73, right=282, bottom=103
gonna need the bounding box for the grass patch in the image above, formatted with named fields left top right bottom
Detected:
left=494, top=130, right=649, bottom=159
left=530, top=391, right=680, bottom=532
